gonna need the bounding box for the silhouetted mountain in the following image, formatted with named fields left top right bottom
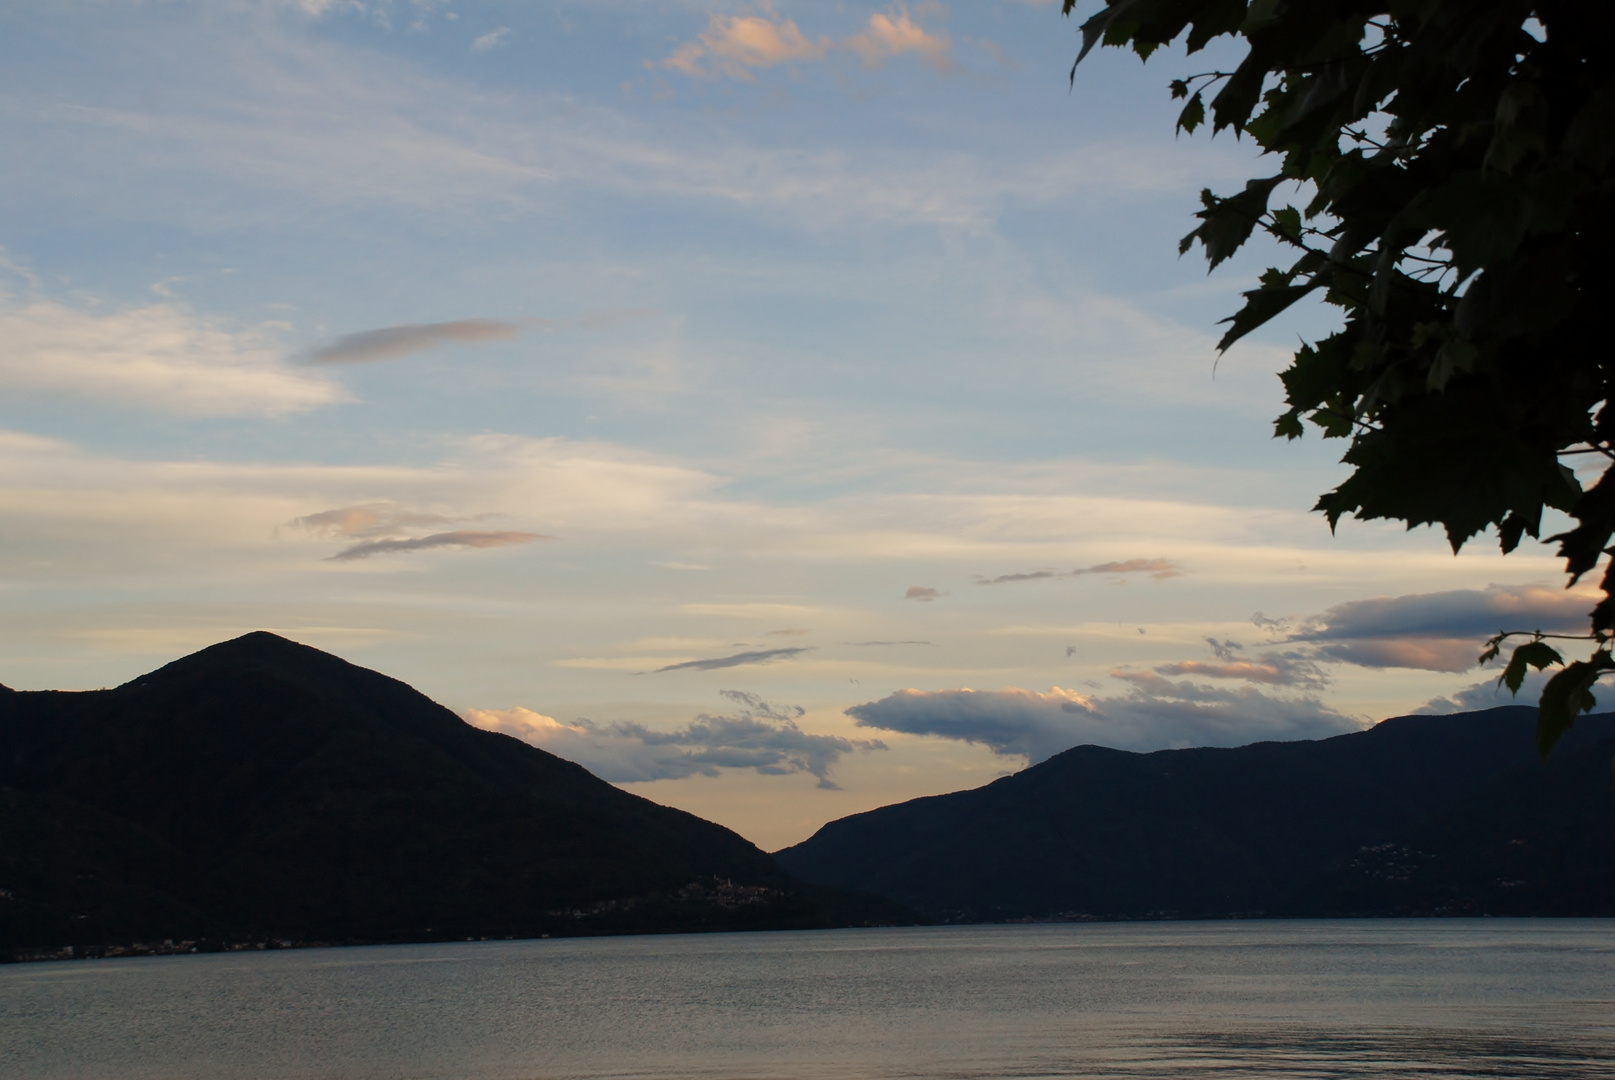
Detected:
left=0, top=632, right=913, bottom=956
left=773, top=708, right=1615, bottom=920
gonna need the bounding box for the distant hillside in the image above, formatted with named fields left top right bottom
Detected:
left=774, top=708, right=1615, bottom=920
left=0, top=632, right=912, bottom=957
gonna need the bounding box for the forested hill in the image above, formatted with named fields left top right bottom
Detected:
left=774, top=707, right=1615, bottom=921
left=0, top=632, right=911, bottom=957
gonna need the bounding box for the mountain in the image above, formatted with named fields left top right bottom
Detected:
left=0, top=632, right=912, bottom=956
left=773, top=708, right=1615, bottom=921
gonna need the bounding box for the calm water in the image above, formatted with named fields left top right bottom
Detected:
left=4, top=921, right=1613, bottom=1079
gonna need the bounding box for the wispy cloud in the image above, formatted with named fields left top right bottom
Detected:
left=19, top=18, right=1249, bottom=248
left=466, top=690, right=885, bottom=789
left=290, top=502, right=453, bottom=539
left=306, top=319, right=529, bottom=364
left=471, top=28, right=511, bottom=51
left=329, top=529, right=547, bottom=561
left=0, top=298, right=344, bottom=416
left=846, top=640, right=933, bottom=646
left=659, top=7, right=950, bottom=80
left=652, top=647, right=812, bottom=673
left=979, top=558, right=1181, bottom=585
left=979, top=569, right=1060, bottom=585
left=1079, top=558, right=1181, bottom=578
left=288, top=501, right=548, bottom=561
left=904, top=585, right=944, bottom=601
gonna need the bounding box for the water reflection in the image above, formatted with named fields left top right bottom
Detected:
left=3, top=921, right=1613, bottom=1080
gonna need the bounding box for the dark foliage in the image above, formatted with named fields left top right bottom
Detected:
left=775, top=707, right=1615, bottom=920
left=1066, top=0, right=1615, bottom=751
left=0, top=632, right=915, bottom=957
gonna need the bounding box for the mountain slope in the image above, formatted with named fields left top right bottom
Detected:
left=773, top=708, right=1615, bottom=920
left=0, top=632, right=909, bottom=951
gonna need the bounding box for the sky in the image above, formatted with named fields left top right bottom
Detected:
left=0, top=0, right=1593, bottom=851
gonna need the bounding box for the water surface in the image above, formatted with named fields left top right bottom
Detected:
left=4, top=920, right=1612, bottom=1079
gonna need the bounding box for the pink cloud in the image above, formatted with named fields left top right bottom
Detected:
left=658, top=8, right=952, bottom=80
left=660, top=15, right=828, bottom=79
left=1311, top=638, right=1481, bottom=674
left=848, top=9, right=953, bottom=72
left=1155, top=660, right=1296, bottom=685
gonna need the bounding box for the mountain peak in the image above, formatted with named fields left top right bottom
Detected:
left=127, top=630, right=341, bottom=680
left=1, top=634, right=913, bottom=951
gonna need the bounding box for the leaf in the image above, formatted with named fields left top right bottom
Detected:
left=1312, top=380, right=1589, bottom=556
left=1270, top=204, right=1303, bottom=243
left=1181, top=175, right=1286, bottom=270
left=1208, top=51, right=1269, bottom=133
left=1276, top=62, right=1354, bottom=145
left=1563, top=84, right=1615, bottom=171
left=1183, top=0, right=1246, bottom=53
left=1239, top=0, right=1286, bottom=36
left=1216, top=279, right=1316, bottom=351
left=1498, top=640, right=1562, bottom=695
left=1536, top=652, right=1615, bottom=759
left=1550, top=470, right=1615, bottom=584
left=1425, top=338, right=1478, bottom=393
left=1176, top=92, right=1205, bottom=135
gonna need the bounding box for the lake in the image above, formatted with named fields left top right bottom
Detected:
left=4, top=920, right=1613, bottom=1079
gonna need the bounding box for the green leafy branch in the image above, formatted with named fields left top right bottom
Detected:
left=1481, top=631, right=1615, bottom=758
left=1065, top=0, right=1615, bottom=754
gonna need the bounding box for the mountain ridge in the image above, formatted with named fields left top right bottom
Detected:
left=774, top=706, right=1615, bottom=920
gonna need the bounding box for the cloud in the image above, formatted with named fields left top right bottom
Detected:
left=1285, top=584, right=1593, bottom=673
left=847, top=8, right=953, bottom=72
left=848, top=676, right=1357, bottom=762
left=979, top=558, right=1181, bottom=585
left=1077, top=558, right=1181, bottom=579
left=660, top=14, right=829, bottom=79
left=1415, top=669, right=1557, bottom=715
left=26, top=15, right=1252, bottom=246
left=466, top=691, right=885, bottom=789
left=846, top=640, right=933, bottom=646
left=1154, top=658, right=1318, bottom=685
left=652, top=647, right=811, bottom=673
left=471, top=28, right=511, bottom=51
left=285, top=0, right=356, bottom=15
left=659, top=7, right=949, bottom=79
left=0, top=298, right=343, bottom=416
left=329, top=530, right=546, bottom=561
left=288, top=502, right=547, bottom=561
left=290, top=502, right=453, bottom=539
left=980, top=570, right=1059, bottom=585
left=306, top=319, right=528, bottom=364
left=1152, top=637, right=1327, bottom=689
left=904, top=585, right=944, bottom=601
